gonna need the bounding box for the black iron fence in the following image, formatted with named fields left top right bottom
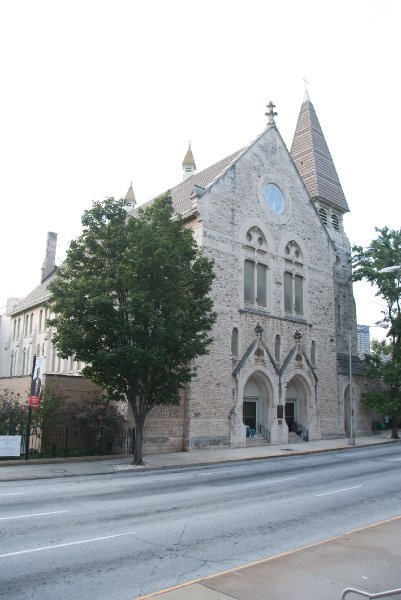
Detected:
left=0, top=426, right=135, bottom=460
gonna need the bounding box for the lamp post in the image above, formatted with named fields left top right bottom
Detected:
left=349, top=323, right=388, bottom=446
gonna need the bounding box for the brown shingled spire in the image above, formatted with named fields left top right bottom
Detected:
left=290, top=94, right=349, bottom=213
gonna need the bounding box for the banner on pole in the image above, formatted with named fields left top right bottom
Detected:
left=28, top=356, right=46, bottom=408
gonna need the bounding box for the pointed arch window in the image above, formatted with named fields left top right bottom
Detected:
left=244, top=227, right=268, bottom=307
left=231, top=328, right=239, bottom=356
left=331, top=213, right=340, bottom=231
left=39, top=310, right=43, bottom=332
left=13, top=319, right=17, bottom=339
left=311, top=341, right=316, bottom=366
left=319, top=207, right=328, bottom=225
left=10, top=352, right=14, bottom=376
left=24, top=315, right=29, bottom=336
left=284, top=241, right=304, bottom=316
left=275, top=335, right=281, bottom=362
left=29, top=313, right=33, bottom=335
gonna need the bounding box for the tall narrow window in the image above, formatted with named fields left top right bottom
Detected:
left=256, top=264, right=267, bottom=306
left=22, top=349, right=26, bottom=374
left=332, top=213, right=340, bottom=231
left=24, top=316, right=28, bottom=336
left=244, top=260, right=255, bottom=304
left=29, top=313, right=33, bottom=334
left=17, top=318, right=20, bottom=337
left=311, top=341, right=316, bottom=366
left=13, top=320, right=17, bottom=339
left=42, top=343, right=45, bottom=357
left=231, top=328, right=239, bottom=356
left=10, top=352, right=14, bottom=376
left=39, top=310, right=43, bottom=331
left=275, top=335, right=281, bottom=362
left=319, top=207, right=328, bottom=225
left=284, top=272, right=293, bottom=312
left=36, top=344, right=40, bottom=357
left=294, top=275, right=304, bottom=315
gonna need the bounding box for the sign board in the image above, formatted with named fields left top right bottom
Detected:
left=0, top=435, right=22, bottom=457
left=29, top=356, right=46, bottom=408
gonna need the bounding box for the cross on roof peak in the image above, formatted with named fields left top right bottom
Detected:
left=265, top=101, right=278, bottom=125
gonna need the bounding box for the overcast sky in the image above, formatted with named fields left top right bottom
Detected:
left=1, top=0, right=399, bottom=342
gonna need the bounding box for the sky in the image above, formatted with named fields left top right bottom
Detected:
left=1, top=0, right=400, bottom=342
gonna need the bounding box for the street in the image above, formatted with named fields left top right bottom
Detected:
left=1, top=444, right=400, bottom=600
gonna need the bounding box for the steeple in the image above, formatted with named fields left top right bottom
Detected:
left=290, top=94, right=349, bottom=213
left=182, top=142, right=196, bottom=181
left=124, top=182, right=136, bottom=209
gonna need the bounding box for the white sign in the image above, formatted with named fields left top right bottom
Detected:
left=0, top=435, right=22, bottom=457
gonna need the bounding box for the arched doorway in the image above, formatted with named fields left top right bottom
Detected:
left=243, top=372, right=271, bottom=438
left=285, top=376, right=309, bottom=437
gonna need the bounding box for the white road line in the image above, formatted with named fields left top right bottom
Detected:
left=0, top=510, right=69, bottom=521
left=241, top=477, right=297, bottom=488
left=316, top=485, right=362, bottom=497
left=387, top=458, right=401, bottom=462
left=198, top=469, right=244, bottom=476
left=0, top=493, right=24, bottom=497
left=0, top=531, right=137, bottom=558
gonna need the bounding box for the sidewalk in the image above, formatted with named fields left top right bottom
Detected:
left=0, top=431, right=398, bottom=482
left=138, top=516, right=401, bottom=600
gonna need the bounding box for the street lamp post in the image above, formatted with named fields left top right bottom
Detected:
left=348, top=323, right=388, bottom=446
left=348, top=331, right=354, bottom=446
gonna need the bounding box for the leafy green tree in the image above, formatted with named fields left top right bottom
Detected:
left=48, top=193, right=216, bottom=464
left=352, top=227, right=401, bottom=438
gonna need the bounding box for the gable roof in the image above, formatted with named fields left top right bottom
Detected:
left=290, top=93, right=349, bottom=213
left=10, top=271, right=57, bottom=315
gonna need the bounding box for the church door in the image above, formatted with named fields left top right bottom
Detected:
left=285, top=401, right=296, bottom=430
left=243, top=400, right=257, bottom=431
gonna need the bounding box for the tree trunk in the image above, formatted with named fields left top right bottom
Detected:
left=391, top=419, right=399, bottom=439
left=132, top=413, right=146, bottom=466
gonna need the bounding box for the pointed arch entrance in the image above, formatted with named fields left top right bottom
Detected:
left=285, top=375, right=310, bottom=437
left=243, top=371, right=272, bottom=437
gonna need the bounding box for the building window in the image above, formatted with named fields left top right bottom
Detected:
left=244, top=260, right=267, bottom=306
left=10, top=352, right=14, bottom=376
left=42, top=343, right=45, bottom=357
left=13, top=320, right=17, bottom=339
left=39, top=310, right=43, bottom=332
left=275, top=335, right=280, bottom=362
left=284, top=272, right=304, bottom=315
left=311, top=341, right=316, bottom=365
left=24, top=315, right=28, bottom=336
left=319, top=207, right=328, bottom=225
left=331, top=213, right=340, bottom=231
left=231, top=328, right=239, bottom=356
left=36, top=344, right=40, bottom=357
left=22, top=349, right=26, bottom=374
left=29, top=313, right=33, bottom=335
left=17, top=318, right=21, bottom=337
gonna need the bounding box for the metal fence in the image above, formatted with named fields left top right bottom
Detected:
left=0, top=426, right=135, bottom=460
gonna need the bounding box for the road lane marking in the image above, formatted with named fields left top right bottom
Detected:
left=241, top=476, right=297, bottom=488
left=316, top=485, right=362, bottom=497
left=198, top=469, right=244, bottom=476
left=387, top=458, right=401, bottom=462
left=0, top=510, right=69, bottom=521
left=0, top=493, right=24, bottom=497
left=0, top=531, right=137, bottom=558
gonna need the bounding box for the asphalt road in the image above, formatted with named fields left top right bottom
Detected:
left=1, top=444, right=400, bottom=600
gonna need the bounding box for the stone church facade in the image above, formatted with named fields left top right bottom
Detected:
left=0, top=93, right=373, bottom=451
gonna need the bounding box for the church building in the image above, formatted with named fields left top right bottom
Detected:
left=0, top=93, right=372, bottom=451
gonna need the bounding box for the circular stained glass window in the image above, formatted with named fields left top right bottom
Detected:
left=263, top=183, right=285, bottom=214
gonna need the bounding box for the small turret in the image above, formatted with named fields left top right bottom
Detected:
left=124, top=182, right=136, bottom=210
left=182, top=142, right=196, bottom=181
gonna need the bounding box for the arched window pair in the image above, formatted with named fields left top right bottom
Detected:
left=284, top=241, right=304, bottom=316
left=244, top=227, right=268, bottom=307
left=318, top=207, right=340, bottom=232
